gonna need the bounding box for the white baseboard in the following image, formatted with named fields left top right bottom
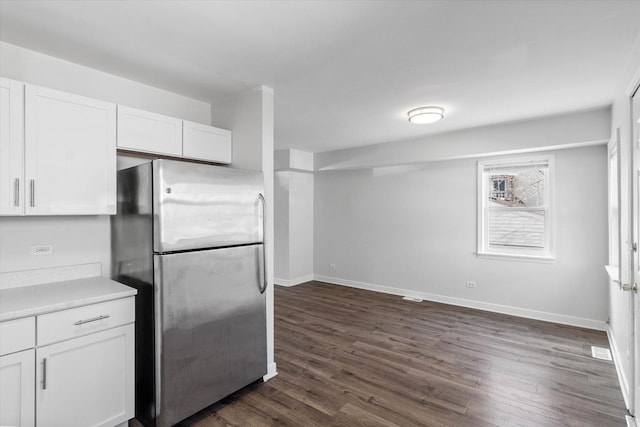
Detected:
left=263, top=362, right=278, bottom=382
left=314, top=275, right=608, bottom=331
left=607, top=327, right=631, bottom=409
left=274, top=274, right=314, bottom=287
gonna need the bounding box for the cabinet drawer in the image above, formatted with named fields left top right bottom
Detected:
left=37, top=297, right=134, bottom=346
left=0, top=317, right=35, bottom=356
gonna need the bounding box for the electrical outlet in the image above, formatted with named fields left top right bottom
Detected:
left=31, top=244, right=54, bottom=256
left=466, top=281, right=477, bottom=288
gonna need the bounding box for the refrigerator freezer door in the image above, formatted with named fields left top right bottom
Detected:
left=153, top=159, right=264, bottom=253
left=153, top=244, right=267, bottom=427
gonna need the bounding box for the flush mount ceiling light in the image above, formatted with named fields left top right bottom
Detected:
left=407, top=106, right=444, bottom=124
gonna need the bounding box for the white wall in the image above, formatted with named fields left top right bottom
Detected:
left=275, top=172, right=291, bottom=280
left=210, top=86, right=272, bottom=172
left=0, top=216, right=110, bottom=274
left=311, top=107, right=611, bottom=329
left=259, top=87, right=277, bottom=380
left=274, top=149, right=314, bottom=286
left=274, top=170, right=314, bottom=285
left=289, top=171, right=314, bottom=281
left=315, top=144, right=608, bottom=329
left=0, top=42, right=211, bottom=123
left=0, top=42, right=211, bottom=277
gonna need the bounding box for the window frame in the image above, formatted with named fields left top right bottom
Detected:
left=608, top=131, right=621, bottom=272
left=477, top=154, right=556, bottom=263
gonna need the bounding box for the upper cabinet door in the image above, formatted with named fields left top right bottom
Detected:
left=24, top=85, right=116, bottom=215
left=183, top=120, right=232, bottom=164
left=0, top=78, right=25, bottom=216
left=117, top=105, right=182, bottom=156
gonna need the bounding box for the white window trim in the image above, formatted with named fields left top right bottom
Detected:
left=607, top=129, right=621, bottom=278
left=477, top=154, right=556, bottom=262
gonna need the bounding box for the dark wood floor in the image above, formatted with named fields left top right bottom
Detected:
left=177, top=281, right=627, bottom=426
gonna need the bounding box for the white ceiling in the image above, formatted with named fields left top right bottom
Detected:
left=1, top=0, right=639, bottom=153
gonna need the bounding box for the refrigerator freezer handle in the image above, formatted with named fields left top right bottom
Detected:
left=258, top=193, right=268, bottom=294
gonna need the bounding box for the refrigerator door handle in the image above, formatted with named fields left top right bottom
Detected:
left=258, top=193, right=268, bottom=294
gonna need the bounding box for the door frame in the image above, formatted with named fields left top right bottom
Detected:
left=610, top=67, right=640, bottom=422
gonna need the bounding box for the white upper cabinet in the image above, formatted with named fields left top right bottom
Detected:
left=24, top=85, right=116, bottom=215
left=118, top=106, right=232, bottom=164
left=1, top=79, right=117, bottom=216
left=183, top=120, right=232, bottom=164
left=0, top=78, right=25, bottom=215
left=117, top=105, right=183, bottom=156
left=1, top=76, right=233, bottom=217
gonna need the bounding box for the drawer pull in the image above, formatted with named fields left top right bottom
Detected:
left=30, top=179, right=35, bottom=207
left=73, top=314, right=110, bottom=325
left=42, top=358, right=47, bottom=390
left=14, top=178, right=19, bottom=207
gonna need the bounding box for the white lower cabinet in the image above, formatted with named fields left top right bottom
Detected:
left=36, top=324, right=134, bottom=427
left=0, top=349, right=35, bottom=427
left=0, top=296, right=134, bottom=427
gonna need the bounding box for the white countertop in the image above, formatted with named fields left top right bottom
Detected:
left=0, top=276, right=137, bottom=322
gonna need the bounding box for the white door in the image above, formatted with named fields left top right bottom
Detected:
left=0, top=77, right=25, bottom=215
left=36, top=324, right=134, bottom=427
left=24, top=85, right=116, bottom=215
left=0, top=349, right=35, bottom=427
left=632, top=83, right=640, bottom=416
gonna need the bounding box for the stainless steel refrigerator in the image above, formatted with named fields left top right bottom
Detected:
left=111, top=159, right=267, bottom=427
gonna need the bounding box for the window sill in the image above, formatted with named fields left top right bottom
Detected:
left=476, top=252, right=556, bottom=263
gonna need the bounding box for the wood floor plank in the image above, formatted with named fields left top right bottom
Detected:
left=160, top=281, right=627, bottom=426
left=336, top=402, right=402, bottom=427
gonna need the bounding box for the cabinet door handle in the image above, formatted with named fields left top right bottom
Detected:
left=73, top=314, right=110, bottom=325
left=14, top=178, right=19, bottom=207
left=42, top=358, right=47, bottom=390
left=29, top=179, right=35, bottom=207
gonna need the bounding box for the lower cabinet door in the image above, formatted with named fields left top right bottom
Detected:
left=36, top=324, right=134, bottom=427
left=0, top=349, right=35, bottom=427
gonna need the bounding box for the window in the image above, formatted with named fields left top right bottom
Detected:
left=477, top=155, right=554, bottom=261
